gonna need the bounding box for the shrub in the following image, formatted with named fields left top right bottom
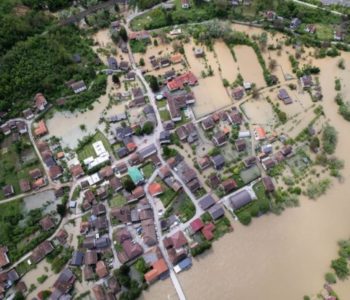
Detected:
left=331, top=257, right=349, bottom=280
left=322, top=124, right=337, bottom=154
left=239, top=211, right=251, bottom=225
left=325, top=272, right=337, bottom=284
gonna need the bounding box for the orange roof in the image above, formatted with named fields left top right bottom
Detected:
left=34, top=120, right=48, bottom=136
left=255, top=127, right=266, bottom=139
left=127, top=142, right=137, bottom=152
left=144, top=269, right=158, bottom=283
left=153, top=258, right=168, bottom=274
left=33, top=178, right=45, bottom=188
left=148, top=182, right=163, bottom=197
left=56, top=151, right=65, bottom=159
left=223, top=127, right=230, bottom=134
left=170, top=53, right=183, bottom=64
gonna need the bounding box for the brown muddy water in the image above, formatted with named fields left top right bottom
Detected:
left=144, top=47, right=350, bottom=300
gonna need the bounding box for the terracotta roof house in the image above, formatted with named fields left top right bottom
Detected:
left=210, top=154, right=225, bottom=170
left=201, top=116, right=215, bottom=131
left=55, top=229, right=68, bottom=246
left=92, top=203, right=106, bottom=216
left=235, top=139, right=247, bottom=152
left=167, top=71, right=198, bottom=91
left=130, top=186, right=145, bottom=201
left=170, top=53, right=183, bottom=64
left=261, top=157, right=276, bottom=170
left=159, top=165, right=171, bottom=179
left=144, top=258, right=169, bottom=284
left=107, top=276, right=121, bottom=294
left=0, top=247, right=10, bottom=269
left=262, top=176, right=275, bottom=192
left=212, top=130, right=228, bottom=147
left=229, top=189, right=253, bottom=211
left=189, top=218, right=204, bottom=234
left=39, top=216, right=55, bottom=231
left=30, top=241, right=53, bottom=263
left=208, top=204, right=225, bottom=220
left=142, top=219, right=157, bottom=246
left=148, top=182, right=164, bottom=197
left=197, top=156, right=211, bottom=170
left=34, top=120, right=48, bottom=137
left=121, top=239, right=143, bottom=262
left=2, top=185, right=14, bottom=197
left=84, top=250, right=98, bottom=265
left=201, top=223, right=215, bottom=241
left=227, top=110, right=242, bottom=125
left=49, top=165, right=63, bottom=180
left=170, top=231, right=187, bottom=249
left=34, top=93, right=47, bottom=111
left=96, top=261, right=109, bottom=278
left=109, top=176, right=123, bottom=192
left=221, top=178, right=237, bottom=194
left=70, top=164, right=85, bottom=179
left=84, top=266, right=94, bottom=281
left=198, top=194, right=216, bottom=211
left=19, top=179, right=31, bottom=193
left=243, top=156, right=257, bottom=168
left=208, top=174, right=221, bottom=188
left=99, top=165, right=114, bottom=179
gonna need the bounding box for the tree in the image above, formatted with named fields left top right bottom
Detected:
left=139, top=58, right=145, bottom=66
left=269, top=59, right=277, bottom=71
left=142, top=121, right=154, bottom=135
left=322, top=124, right=338, bottom=154
left=122, top=177, right=135, bottom=193
left=112, top=74, right=120, bottom=86
left=56, top=204, right=66, bottom=218
left=325, top=272, right=337, bottom=284
left=13, top=292, right=25, bottom=300
left=119, top=26, right=128, bottom=42
left=148, top=75, right=159, bottom=92
left=331, top=257, right=349, bottom=279
left=239, top=212, right=251, bottom=225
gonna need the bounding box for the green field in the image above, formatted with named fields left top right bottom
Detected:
left=77, top=130, right=113, bottom=162
left=0, top=136, right=43, bottom=199
left=110, top=194, right=127, bottom=208
left=159, top=185, right=177, bottom=207
left=141, top=163, right=155, bottom=178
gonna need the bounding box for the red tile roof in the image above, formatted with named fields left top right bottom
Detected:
left=170, top=230, right=187, bottom=249
left=189, top=218, right=204, bottom=233
left=167, top=71, right=198, bottom=91
left=148, top=182, right=163, bottom=197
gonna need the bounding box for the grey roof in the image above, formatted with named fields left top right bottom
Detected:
left=198, top=194, right=216, bottom=210
left=138, top=144, right=157, bottom=160
left=208, top=204, right=225, bottom=220
left=70, top=251, right=84, bottom=266
left=210, top=154, right=225, bottom=169
left=229, top=189, right=253, bottom=210
left=95, top=237, right=110, bottom=249
left=108, top=56, right=118, bottom=70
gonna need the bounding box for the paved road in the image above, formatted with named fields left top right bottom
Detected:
left=292, top=0, right=345, bottom=15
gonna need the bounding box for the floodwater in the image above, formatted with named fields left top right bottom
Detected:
left=184, top=41, right=232, bottom=118
left=144, top=41, right=350, bottom=300
left=46, top=76, right=125, bottom=148
left=213, top=40, right=239, bottom=83
left=234, top=45, right=265, bottom=88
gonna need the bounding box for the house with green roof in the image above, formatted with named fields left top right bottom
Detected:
left=128, top=167, right=144, bottom=185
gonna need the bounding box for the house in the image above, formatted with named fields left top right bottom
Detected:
left=278, top=88, right=292, bottom=104
left=96, top=261, right=109, bottom=278
left=208, top=174, right=221, bottom=188
left=243, top=156, right=257, bottom=168
left=261, top=144, right=273, bottom=154
left=334, top=30, right=343, bottom=41
left=110, top=206, right=131, bottom=224
left=34, top=93, right=47, bottom=111
left=84, top=250, right=98, bottom=265
left=300, top=75, right=313, bottom=89
left=130, top=186, right=145, bottom=202
left=118, top=239, right=143, bottom=263
left=34, top=120, right=48, bottom=137
left=92, top=203, right=106, bottom=216
left=170, top=53, right=183, bottom=64
left=125, top=71, right=136, bottom=81
left=0, top=247, right=10, bottom=269
left=71, top=80, right=87, bottom=94
left=22, top=108, right=34, bottom=120
left=49, top=165, right=63, bottom=180
left=30, top=241, right=54, bottom=263
left=159, top=165, right=172, bottom=179
left=167, top=71, right=198, bottom=91
left=99, top=165, right=114, bottom=179
left=159, top=130, right=171, bottom=145
left=115, top=162, right=128, bottom=175
left=128, top=167, right=144, bottom=185
left=164, top=69, right=176, bottom=81
left=148, top=182, right=164, bottom=197
left=119, top=61, right=130, bottom=72
left=232, top=87, right=244, bottom=100
left=39, top=215, right=55, bottom=231
left=52, top=268, right=76, bottom=298
left=2, top=185, right=14, bottom=197
left=29, top=168, right=42, bottom=180
left=201, top=116, right=215, bottom=131
left=290, top=18, right=301, bottom=30
left=261, top=157, right=276, bottom=170
left=212, top=130, right=228, bottom=147
left=107, top=276, right=121, bottom=294
left=235, top=139, right=247, bottom=152
left=109, top=176, right=123, bottom=192
left=265, top=10, right=276, bottom=21
left=70, top=164, right=85, bottom=179
left=55, top=229, right=68, bottom=246
left=70, top=251, right=84, bottom=267
left=189, top=218, right=204, bottom=234
left=201, top=223, right=215, bottom=241
left=163, top=120, right=175, bottom=130
left=221, top=178, right=237, bottom=194
left=16, top=121, right=27, bottom=134
left=227, top=110, right=242, bottom=125
left=160, top=57, right=171, bottom=68
left=142, top=219, right=157, bottom=246
left=229, top=189, right=253, bottom=211
left=138, top=144, right=157, bottom=161
left=170, top=231, right=188, bottom=249
left=208, top=204, right=225, bottom=220
left=96, top=186, right=109, bottom=200
left=254, top=126, right=266, bottom=140
left=128, top=30, right=150, bottom=41
left=19, top=179, right=31, bottom=193
left=210, top=154, right=225, bottom=170
left=144, top=258, right=169, bottom=284
left=193, top=48, right=204, bottom=58
left=0, top=123, right=11, bottom=135
left=197, top=156, right=211, bottom=170
left=107, top=56, right=118, bottom=70
left=281, top=145, right=293, bottom=156
left=110, top=20, right=120, bottom=30
left=181, top=0, right=190, bottom=8
left=305, top=24, right=316, bottom=34
left=262, top=176, right=275, bottom=192
left=198, top=194, right=216, bottom=210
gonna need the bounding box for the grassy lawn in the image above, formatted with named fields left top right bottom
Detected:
left=177, top=195, right=196, bottom=222
left=77, top=130, right=112, bottom=162
left=109, top=194, right=127, bottom=208
left=240, top=165, right=261, bottom=184
left=141, top=163, right=155, bottom=179
left=0, top=136, right=43, bottom=199
left=159, top=109, right=171, bottom=122
left=159, top=186, right=177, bottom=208
left=130, top=39, right=149, bottom=54
left=213, top=216, right=232, bottom=240
left=156, top=100, right=168, bottom=109
left=316, top=23, right=334, bottom=40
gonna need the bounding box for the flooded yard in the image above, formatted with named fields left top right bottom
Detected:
left=213, top=41, right=239, bottom=83
left=23, top=190, right=56, bottom=212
